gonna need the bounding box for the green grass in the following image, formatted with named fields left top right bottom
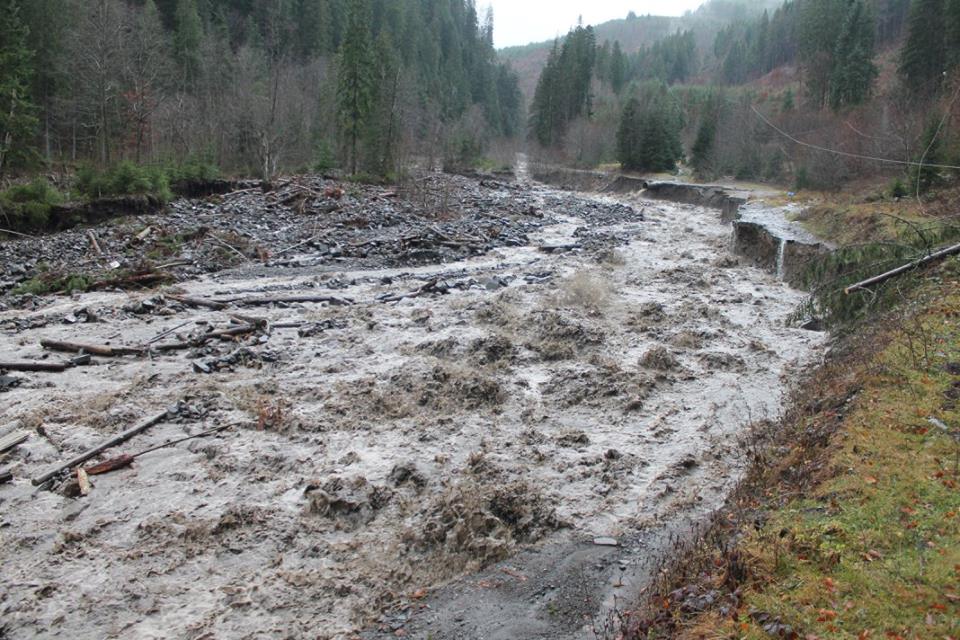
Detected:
left=677, top=274, right=960, bottom=639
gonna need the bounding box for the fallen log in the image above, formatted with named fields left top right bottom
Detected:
left=40, top=340, right=144, bottom=357
left=31, top=406, right=176, bottom=486
left=147, top=321, right=192, bottom=345
left=226, top=295, right=354, bottom=307
left=378, top=278, right=445, bottom=304
left=167, top=294, right=228, bottom=311
left=0, top=430, right=28, bottom=454
left=150, top=324, right=258, bottom=352
left=87, top=231, right=103, bottom=256
left=845, top=242, right=960, bottom=294
left=0, top=361, right=69, bottom=373
left=84, top=423, right=236, bottom=476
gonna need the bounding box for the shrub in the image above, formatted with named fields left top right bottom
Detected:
left=312, top=140, right=338, bottom=173
left=166, top=157, right=220, bottom=183
left=0, top=178, right=65, bottom=232
left=75, top=161, right=173, bottom=202
left=888, top=177, right=908, bottom=199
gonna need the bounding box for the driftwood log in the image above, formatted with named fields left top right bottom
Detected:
left=167, top=294, right=228, bottom=311
left=0, top=361, right=69, bottom=373
left=31, top=407, right=176, bottom=486
left=845, top=242, right=960, bottom=294
left=40, top=340, right=144, bottom=357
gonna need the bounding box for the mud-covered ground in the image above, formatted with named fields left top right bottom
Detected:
left=0, top=170, right=824, bottom=639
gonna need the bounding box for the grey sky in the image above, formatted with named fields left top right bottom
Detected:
left=488, top=1, right=706, bottom=48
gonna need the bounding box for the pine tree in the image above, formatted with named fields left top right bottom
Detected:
left=0, top=0, right=39, bottom=173
left=799, top=0, right=847, bottom=108
left=947, top=0, right=960, bottom=68
left=617, top=96, right=643, bottom=171
left=611, top=41, right=626, bottom=94
left=829, top=0, right=877, bottom=110
left=899, top=0, right=946, bottom=94
left=529, top=40, right=562, bottom=147
left=617, top=84, right=682, bottom=173
left=174, top=0, right=203, bottom=90
left=910, top=119, right=947, bottom=193
left=337, top=0, right=376, bottom=175
left=691, top=92, right=722, bottom=177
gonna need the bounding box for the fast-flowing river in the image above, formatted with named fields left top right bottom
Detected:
left=0, top=175, right=824, bottom=639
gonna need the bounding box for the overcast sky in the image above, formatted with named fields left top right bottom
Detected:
left=487, top=1, right=706, bottom=48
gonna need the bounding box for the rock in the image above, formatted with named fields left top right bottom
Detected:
left=639, top=346, right=679, bottom=371
left=0, top=375, right=24, bottom=392
left=388, top=463, right=427, bottom=489
left=592, top=537, right=619, bottom=547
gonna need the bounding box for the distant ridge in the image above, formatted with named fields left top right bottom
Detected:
left=499, top=0, right=782, bottom=99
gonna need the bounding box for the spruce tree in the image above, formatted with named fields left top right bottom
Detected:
left=829, top=0, right=877, bottom=110
left=336, top=0, right=376, bottom=175
left=617, top=85, right=682, bottom=173
left=899, top=0, right=946, bottom=94
left=617, top=96, right=643, bottom=171
left=947, top=0, right=960, bottom=68
left=910, top=119, right=947, bottom=193
left=174, top=0, right=203, bottom=90
left=610, top=42, right=626, bottom=94
left=0, top=0, right=39, bottom=173
left=691, top=92, right=722, bottom=177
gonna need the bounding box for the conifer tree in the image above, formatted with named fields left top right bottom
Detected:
left=899, top=0, right=946, bottom=94
left=691, top=92, right=722, bottom=177
left=337, top=0, right=376, bottom=175
left=610, top=42, right=626, bottom=94
left=0, top=0, right=39, bottom=173
left=617, top=96, right=643, bottom=171
left=617, top=84, right=682, bottom=173
left=174, top=0, right=203, bottom=90
left=947, top=0, right=960, bottom=68
left=829, top=0, right=877, bottom=109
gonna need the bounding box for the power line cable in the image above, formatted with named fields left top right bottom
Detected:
left=751, top=105, right=960, bottom=170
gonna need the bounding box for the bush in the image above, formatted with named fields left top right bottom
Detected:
left=889, top=177, right=908, bottom=199
left=312, top=141, right=338, bottom=173
left=75, top=161, right=173, bottom=202
left=166, top=157, right=220, bottom=184
left=0, top=178, right=64, bottom=232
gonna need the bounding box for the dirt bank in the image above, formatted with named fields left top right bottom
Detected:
left=0, top=173, right=824, bottom=639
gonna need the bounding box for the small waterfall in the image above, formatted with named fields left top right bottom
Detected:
left=776, top=239, right=788, bottom=280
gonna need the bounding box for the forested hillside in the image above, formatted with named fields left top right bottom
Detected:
left=529, top=0, right=960, bottom=194
left=501, top=0, right=783, bottom=99
left=0, top=0, right=522, bottom=180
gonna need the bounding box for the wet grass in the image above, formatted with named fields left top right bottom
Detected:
left=630, top=265, right=960, bottom=639
left=729, top=289, right=960, bottom=638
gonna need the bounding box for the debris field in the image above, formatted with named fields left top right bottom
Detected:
left=0, top=171, right=824, bottom=639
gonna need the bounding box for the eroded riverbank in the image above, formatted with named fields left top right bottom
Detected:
left=0, top=175, right=825, bottom=639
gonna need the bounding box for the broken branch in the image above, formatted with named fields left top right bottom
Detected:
left=40, top=340, right=144, bottom=357
left=0, top=361, right=69, bottom=373
left=167, top=294, right=228, bottom=311
left=31, top=407, right=176, bottom=486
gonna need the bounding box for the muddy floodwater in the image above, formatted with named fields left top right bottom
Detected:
left=0, top=177, right=824, bottom=639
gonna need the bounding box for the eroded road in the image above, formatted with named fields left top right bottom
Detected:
left=0, top=174, right=824, bottom=639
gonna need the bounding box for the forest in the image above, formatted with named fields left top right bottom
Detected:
left=0, top=0, right=522, bottom=186
left=528, top=0, right=960, bottom=192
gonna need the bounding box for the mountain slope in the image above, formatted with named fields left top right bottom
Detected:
left=500, top=0, right=782, bottom=99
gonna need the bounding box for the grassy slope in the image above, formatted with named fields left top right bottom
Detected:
left=643, top=262, right=960, bottom=639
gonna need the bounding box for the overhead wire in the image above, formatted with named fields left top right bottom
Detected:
left=751, top=104, right=960, bottom=170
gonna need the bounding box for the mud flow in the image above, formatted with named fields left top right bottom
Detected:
left=0, top=170, right=824, bottom=639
